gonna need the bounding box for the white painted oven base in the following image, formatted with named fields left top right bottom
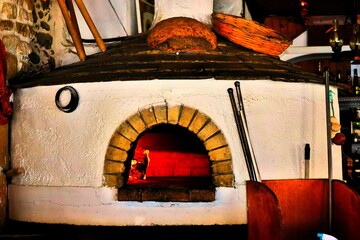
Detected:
left=9, top=79, right=342, bottom=226
left=8, top=185, right=246, bottom=226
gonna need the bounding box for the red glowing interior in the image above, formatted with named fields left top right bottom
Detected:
left=127, top=124, right=211, bottom=184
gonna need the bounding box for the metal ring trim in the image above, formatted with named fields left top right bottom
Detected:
left=55, top=86, right=79, bottom=113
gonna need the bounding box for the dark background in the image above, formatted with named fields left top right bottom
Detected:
left=246, top=0, right=360, bottom=23
left=0, top=221, right=248, bottom=240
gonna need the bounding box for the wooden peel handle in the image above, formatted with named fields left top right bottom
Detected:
left=74, top=0, right=106, bottom=52
left=57, top=0, right=86, bottom=61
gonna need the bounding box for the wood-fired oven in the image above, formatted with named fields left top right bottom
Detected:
left=6, top=33, right=343, bottom=226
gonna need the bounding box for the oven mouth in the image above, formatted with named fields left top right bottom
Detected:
left=119, top=124, right=215, bottom=202
left=103, top=104, right=235, bottom=202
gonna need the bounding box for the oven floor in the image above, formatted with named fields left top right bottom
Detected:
left=126, top=177, right=214, bottom=188
left=119, top=177, right=216, bottom=202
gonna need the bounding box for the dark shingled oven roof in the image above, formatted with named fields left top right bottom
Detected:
left=8, top=34, right=325, bottom=89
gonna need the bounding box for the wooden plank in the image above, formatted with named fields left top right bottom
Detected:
left=0, top=172, right=6, bottom=231
left=264, top=17, right=305, bottom=39
left=246, top=180, right=284, bottom=240
left=332, top=180, right=360, bottom=240
left=0, top=124, right=8, bottom=231
left=0, top=124, right=8, bottom=170
left=248, top=179, right=360, bottom=240
left=264, top=179, right=329, bottom=240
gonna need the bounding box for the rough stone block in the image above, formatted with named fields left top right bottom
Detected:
left=213, top=174, right=234, bottom=187
left=118, top=188, right=142, bottom=201
left=204, top=133, right=227, bottom=150
left=105, top=147, right=128, bottom=162
left=211, top=160, right=233, bottom=174
left=167, top=105, right=181, bottom=124
left=178, top=105, right=196, bottom=128
left=191, top=189, right=215, bottom=202
left=197, top=121, right=220, bottom=141
left=166, top=188, right=190, bottom=201
left=109, top=134, right=131, bottom=151
left=142, top=188, right=166, bottom=201
left=116, top=121, right=138, bottom=142
left=140, top=107, right=157, bottom=128
left=103, top=161, right=125, bottom=174
left=153, top=105, right=167, bottom=124
left=127, top=113, right=146, bottom=133
left=208, top=146, right=231, bottom=161
left=188, top=111, right=208, bottom=134
left=103, top=174, right=117, bottom=187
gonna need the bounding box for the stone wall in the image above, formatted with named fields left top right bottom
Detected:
left=0, top=0, right=34, bottom=80
left=0, top=0, right=76, bottom=80
left=30, top=0, right=75, bottom=74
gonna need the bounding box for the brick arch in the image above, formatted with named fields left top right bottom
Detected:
left=103, top=104, right=234, bottom=188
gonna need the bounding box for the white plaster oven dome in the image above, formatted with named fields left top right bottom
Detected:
left=7, top=34, right=342, bottom=226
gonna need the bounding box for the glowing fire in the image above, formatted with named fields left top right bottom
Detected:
left=129, top=148, right=150, bottom=180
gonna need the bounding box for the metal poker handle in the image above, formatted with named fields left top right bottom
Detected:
left=228, top=83, right=260, bottom=182
left=235, top=81, right=261, bottom=182
left=304, top=143, right=310, bottom=179
left=325, top=69, right=333, bottom=234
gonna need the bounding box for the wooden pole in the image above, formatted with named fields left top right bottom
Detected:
left=0, top=124, right=8, bottom=230
left=66, top=0, right=82, bottom=40
left=57, top=0, right=86, bottom=61
left=74, top=0, right=106, bottom=52
left=0, top=124, right=8, bottom=170
left=324, top=69, right=333, bottom=234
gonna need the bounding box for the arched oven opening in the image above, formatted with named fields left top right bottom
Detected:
left=119, top=124, right=216, bottom=202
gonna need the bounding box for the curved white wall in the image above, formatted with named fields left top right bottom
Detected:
left=8, top=79, right=342, bottom=226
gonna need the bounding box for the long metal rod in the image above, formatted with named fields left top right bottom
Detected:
left=228, top=87, right=257, bottom=182
left=304, top=143, right=310, bottom=179
left=108, top=0, right=129, bottom=36
left=325, top=69, right=333, bottom=234
left=235, top=82, right=248, bottom=124
left=235, top=81, right=261, bottom=182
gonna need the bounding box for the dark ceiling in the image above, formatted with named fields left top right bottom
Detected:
left=246, top=0, right=360, bottom=23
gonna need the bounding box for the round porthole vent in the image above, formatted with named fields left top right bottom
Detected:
left=55, top=86, right=79, bottom=113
